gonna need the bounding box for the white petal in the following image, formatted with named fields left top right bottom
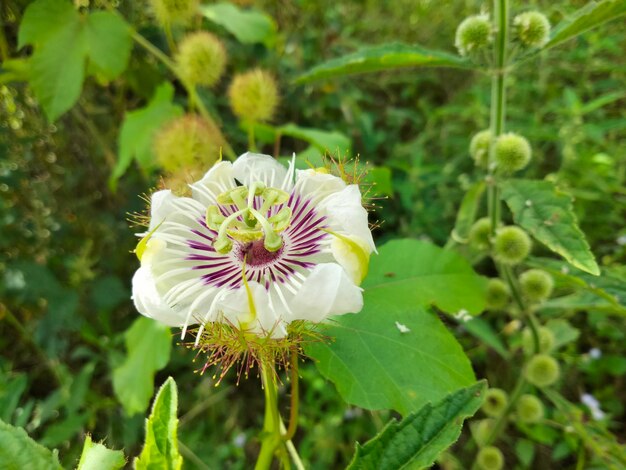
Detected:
left=219, top=282, right=286, bottom=338
left=319, top=185, right=375, bottom=252
left=294, top=169, right=346, bottom=203
left=232, top=152, right=287, bottom=188
left=190, top=161, right=236, bottom=205
left=132, top=266, right=187, bottom=327
left=149, top=190, right=179, bottom=231
left=288, top=263, right=363, bottom=323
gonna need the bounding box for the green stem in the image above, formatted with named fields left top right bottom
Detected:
left=283, top=350, right=300, bottom=441
left=130, top=29, right=237, bottom=160
left=255, top=359, right=282, bottom=470
left=501, top=264, right=540, bottom=354
left=248, top=123, right=257, bottom=152
left=487, top=0, right=509, bottom=238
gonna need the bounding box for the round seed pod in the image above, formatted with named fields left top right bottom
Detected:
left=525, top=354, right=560, bottom=388
left=520, top=269, right=554, bottom=302
left=176, top=32, right=227, bottom=88
left=469, top=217, right=492, bottom=250
left=154, top=115, right=222, bottom=173
left=521, top=326, right=555, bottom=355
left=455, top=15, right=494, bottom=57
left=469, top=129, right=492, bottom=168
left=514, top=11, right=551, bottom=48
left=149, top=0, right=199, bottom=26
left=516, top=394, right=545, bottom=424
left=486, top=278, right=510, bottom=310
left=476, top=446, right=504, bottom=470
left=494, top=133, right=532, bottom=173
left=493, top=226, right=532, bottom=265
left=482, top=388, right=508, bottom=417
left=228, top=69, right=279, bottom=123
left=472, top=419, right=496, bottom=447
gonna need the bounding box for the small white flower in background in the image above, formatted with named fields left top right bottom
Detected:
left=580, top=393, right=606, bottom=421
left=132, top=152, right=375, bottom=340
left=588, top=347, right=602, bottom=360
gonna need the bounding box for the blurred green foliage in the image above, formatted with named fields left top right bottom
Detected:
left=1, top=0, right=625, bottom=468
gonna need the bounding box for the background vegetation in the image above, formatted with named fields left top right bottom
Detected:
left=1, top=0, right=625, bottom=468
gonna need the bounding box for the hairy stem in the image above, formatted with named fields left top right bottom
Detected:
left=255, top=359, right=282, bottom=470
left=283, top=350, right=300, bottom=441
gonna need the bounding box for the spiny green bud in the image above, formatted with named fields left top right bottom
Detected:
left=472, top=419, right=495, bottom=447
left=521, top=326, right=555, bottom=355
left=493, top=226, right=532, bottom=265
left=514, top=11, right=551, bottom=48
left=482, top=388, right=508, bottom=417
left=516, top=394, right=544, bottom=423
left=455, top=15, right=494, bottom=57
left=149, top=0, right=199, bottom=26
left=469, top=217, right=492, bottom=250
left=525, top=354, right=560, bottom=388
left=485, top=278, right=510, bottom=310
left=176, top=32, right=227, bottom=88
left=494, top=133, right=532, bottom=173
left=469, top=129, right=492, bottom=168
left=228, top=69, right=279, bottom=123
left=520, top=269, right=554, bottom=302
left=476, top=446, right=504, bottom=470
left=154, top=115, right=222, bottom=173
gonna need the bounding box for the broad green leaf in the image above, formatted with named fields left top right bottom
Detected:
left=0, top=418, right=62, bottom=470
left=545, top=0, right=626, bottom=50
left=85, top=12, right=132, bottom=80
left=77, top=435, right=125, bottom=470
left=135, top=377, right=183, bottom=470
left=279, top=123, right=351, bottom=154
left=112, top=317, right=172, bottom=415
left=500, top=179, right=599, bottom=275
left=109, top=82, right=183, bottom=190
left=18, top=0, right=132, bottom=121
left=544, top=319, right=580, bottom=350
left=199, top=3, right=276, bottom=46
left=347, top=381, right=486, bottom=470
left=307, top=239, right=483, bottom=415
left=296, top=43, right=470, bottom=84
left=450, top=181, right=486, bottom=244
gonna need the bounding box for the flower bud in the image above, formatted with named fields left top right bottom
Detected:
left=514, top=11, right=551, bottom=48
left=228, top=69, right=279, bottom=123
left=525, top=354, right=560, bottom=387
left=455, top=15, right=494, bottom=57
left=154, top=115, right=222, bottom=173
left=482, top=388, right=508, bottom=417
left=469, top=129, right=492, bottom=168
left=520, top=269, right=554, bottom=302
left=493, top=226, right=532, bottom=265
left=494, top=133, right=532, bottom=173
left=149, top=0, right=199, bottom=26
left=485, top=278, right=510, bottom=310
left=521, top=326, right=555, bottom=355
left=469, top=217, right=492, bottom=250
left=176, top=32, right=227, bottom=88
left=472, top=419, right=495, bottom=447
left=476, top=446, right=504, bottom=470
left=516, top=394, right=544, bottom=423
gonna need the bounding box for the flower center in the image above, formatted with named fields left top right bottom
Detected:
left=206, top=183, right=292, bottom=254
left=235, top=239, right=284, bottom=267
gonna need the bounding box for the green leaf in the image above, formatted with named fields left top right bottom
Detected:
left=199, top=2, right=276, bottom=46
left=364, top=166, right=393, bottom=197
left=460, top=317, right=510, bottom=359
left=85, top=12, right=132, bottom=80
left=296, top=43, right=470, bottom=84
left=307, top=239, right=483, bottom=415
left=18, top=0, right=132, bottom=121
left=0, top=418, right=62, bottom=470
left=500, top=179, right=599, bottom=275
left=347, top=381, right=486, bottom=470
left=279, top=123, right=351, bottom=154
left=112, top=317, right=172, bottom=415
left=545, top=0, right=626, bottom=50
left=77, top=435, right=125, bottom=470
left=544, top=319, right=580, bottom=350
left=109, top=82, right=183, bottom=190
left=135, top=377, right=183, bottom=470
left=450, top=181, right=486, bottom=244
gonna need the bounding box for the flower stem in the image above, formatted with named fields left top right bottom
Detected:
left=283, top=350, right=300, bottom=441
left=255, top=359, right=282, bottom=470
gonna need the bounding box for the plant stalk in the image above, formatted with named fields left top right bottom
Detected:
left=255, top=359, right=282, bottom=470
